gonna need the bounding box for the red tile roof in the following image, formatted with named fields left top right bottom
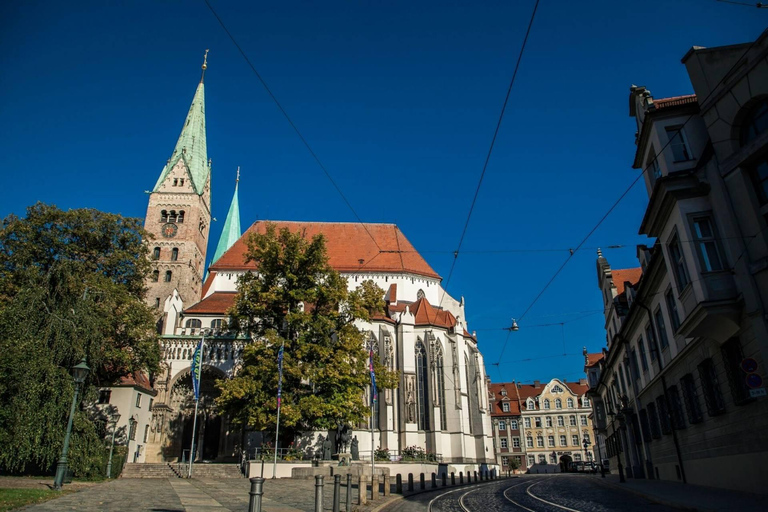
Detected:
left=488, top=383, right=521, bottom=416
left=654, top=94, right=697, bottom=110
left=408, top=297, right=456, bottom=328
left=385, top=283, right=397, bottom=303
left=612, top=268, right=642, bottom=295
left=210, top=221, right=440, bottom=279
left=585, top=352, right=604, bottom=368
left=117, top=371, right=155, bottom=395
left=565, top=381, right=589, bottom=396
left=184, top=292, right=237, bottom=315
left=201, top=271, right=215, bottom=298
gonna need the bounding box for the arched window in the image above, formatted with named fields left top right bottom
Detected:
left=154, top=297, right=160, bottom=308
left=741, top=98, right=768, bottom=146
left=555, top=398, right=562, bottom=409
left=465, top=354, right=475, bottom=434
left=436, top=345, right=447, bottom=431
left=178, top=211, right=185, bottom=223
left=152, top=247, right=160, bottom=260
left=185, top=319, right=202, bottom=329
left=160, top=210, right=168, bottom=223
left=211, top=318, right=224, bottom=329
left=543, top=399, right=551, bottom=410
left=171, top=248, right=179, bottom=261
left=567, top=398, right=574, bottom=408
left=417, top=289, right=425, bottom=300
left=151, top=270, right=159, bottom=282
left=415, top=340, right=429, bottom=430
left=164, top=270, right=172, bottom=282
left=527, top=399, right=535, bottom=410
left=168, top=210, right=177, bottom=223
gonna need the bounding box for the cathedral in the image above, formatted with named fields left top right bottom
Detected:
left=137, top=57, right=495, bottom=467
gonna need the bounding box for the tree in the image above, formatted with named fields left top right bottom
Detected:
left=216, top=223, right=398, bottom=443
left=0, top=203, right=160, bottom=474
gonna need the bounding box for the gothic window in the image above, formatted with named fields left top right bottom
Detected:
left=415, top=340, right=429, bottom=430
left=161, top=210, right=168, bottom=223
left=417, top=289, right=425, bottom=300
left=153, top=247, right=161, bottom=260
left=171, top=248, right=179, bottom=261
left=465, top=354, right=475, bottom=434
left=151, top=270, right=159, bottom=282
left=178, top=211, right=185, bottom=223
left=436, top=345, right=447, bottom=431
left=164, top=270, right=172, bottom=282
left=185, top=319, right=202, bottom=329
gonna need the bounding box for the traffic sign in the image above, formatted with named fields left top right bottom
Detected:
left=746, top=373, right=763, bottom=389
left=741, top=358, right=758, bottom=373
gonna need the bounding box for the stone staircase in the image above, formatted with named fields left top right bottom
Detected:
left=121, top=462, right=243, bottom=479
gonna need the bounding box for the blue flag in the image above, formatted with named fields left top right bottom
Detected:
left=369, top=350, right=377, bottom=405
left=277, top=343, right=285, bottom=408
left=191, top=339, right=204, bottom=400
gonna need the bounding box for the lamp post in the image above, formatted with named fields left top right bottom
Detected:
left=106, top=413, right=121, bottom=478
left=53, top=358, right=90, bottom=490
left=594, top=426, right=605, bottom=478
left=582, top=433, right=591, bottom=467
left=606, top=407, right=626, bottom=483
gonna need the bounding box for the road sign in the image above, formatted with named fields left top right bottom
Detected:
left=746, top=373, right=763, bottom=389
left=741, top=358, right=758, bottom=373
left=749, top=388, right=767, bottom=398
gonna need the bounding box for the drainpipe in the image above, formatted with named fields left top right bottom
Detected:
left=636, top=300, right=687, bottom=484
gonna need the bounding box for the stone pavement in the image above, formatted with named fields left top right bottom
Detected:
left=14, top=476, right=400, bottom=512
left=591, top=473, right=766, bottom=512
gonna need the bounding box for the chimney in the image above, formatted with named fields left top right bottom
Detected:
left=579, top=378, right=587, bottom=386
left=533, top=380, right=541, bottom=388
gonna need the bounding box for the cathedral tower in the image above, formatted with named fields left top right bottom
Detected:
left=144, top=52, right=212, bottom=323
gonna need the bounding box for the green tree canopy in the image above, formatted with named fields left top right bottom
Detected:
left=0, top=203, right=160, bottom=474
left=216, top=223, right=398, bottom=441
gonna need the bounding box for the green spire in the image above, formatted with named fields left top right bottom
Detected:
left=153, top=53, right=211, bottom=195
left=211, top=169, right=241, bottom=264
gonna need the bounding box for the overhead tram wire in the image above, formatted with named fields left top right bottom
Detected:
left=492, top=36, right=761, bottom=368
left=203, top=0, right=382, bottom=252
left=715, top=0, right=768, bottom=8
left=436, top=0, right=541, bottom=311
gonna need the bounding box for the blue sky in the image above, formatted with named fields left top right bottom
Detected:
left=0, top=1, right=763, bottom=383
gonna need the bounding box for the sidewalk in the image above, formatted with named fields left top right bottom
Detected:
left=591, top=473, right=766, bottom=512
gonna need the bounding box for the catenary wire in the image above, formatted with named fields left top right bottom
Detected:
left=493, top=36, right=761, bottom=367
left=202, top=0, right=382, bottom=251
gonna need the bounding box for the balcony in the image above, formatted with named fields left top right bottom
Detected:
left=639, top=173, right=710, bottom=237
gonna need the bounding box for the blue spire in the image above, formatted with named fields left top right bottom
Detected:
left=211, top=168, right=241, bottom=265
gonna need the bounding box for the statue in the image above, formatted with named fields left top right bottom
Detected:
left=350, top=436, right=359, bottom=461
left=322, top=435, right=332, bottom=460
left=405, top=375, right=417, bottom=423
left=335, top=424, right=352, bottom=453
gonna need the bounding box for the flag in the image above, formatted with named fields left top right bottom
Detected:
left=277, top=343, right=285, bottom=408
left=369, top=350, right=378, bottom=405
left=191, top=338, right=204, bottom=401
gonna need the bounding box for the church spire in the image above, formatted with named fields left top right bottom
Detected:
left=211, top=168, right=242, bottom=265
left=153, top=51, right=211, bottom=195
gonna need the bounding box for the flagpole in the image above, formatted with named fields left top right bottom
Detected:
left=188, top=333, right=205, bottom=478
left=369, top=350, right=376, bottom=475
left=272, top=340, right=285, bottom=479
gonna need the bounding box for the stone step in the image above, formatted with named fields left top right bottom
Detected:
left=120, top=462, right=243, bottom=479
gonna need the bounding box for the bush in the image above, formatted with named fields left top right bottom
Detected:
left=374, top=447, right=390, bottom=461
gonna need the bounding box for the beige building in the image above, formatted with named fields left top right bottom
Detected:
left=516, top=379, right=595, bottom=472
left=588, top=29, right=768, bottom=493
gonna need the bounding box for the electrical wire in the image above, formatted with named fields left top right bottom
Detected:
left=493, top=36, right=761, bottom=367
left=203, top=0, right=382, bottom=252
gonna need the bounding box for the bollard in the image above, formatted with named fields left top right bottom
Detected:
left=420, top=473, right=425, bottom=490
left=248, top=477, right=265, bottom=512
left=431, top=472, right=436, bottom=488
left=358, top=475, right=368, bottom=505
left=333, top=474, right=341, bottom=512
left=459, top=471, right=463, bottom=484
left=442, top=472, right=447, bottom=487
left=346, top=474, right=352, bottom=512
left=383, top=474, right=390, bottom=496
left=396, top=474, right=402, bottom=494
left=315, top=475, right=324, bottom=512
left=451, top=472, right=455, bottom=485
left=474, top=471, right=478, bottom=482
left=480, top=470, right=483, bottom=481
left=371, top=474, right=377, bottom=500
left=408, top=473, right=414, bottom=492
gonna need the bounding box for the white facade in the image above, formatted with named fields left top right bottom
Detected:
left=97, top=382, right=156, bottom=464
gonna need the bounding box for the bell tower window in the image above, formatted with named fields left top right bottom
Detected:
left=164, top=270, right=172, bottom=282
left=160, top=210, right=168, bottom=223
left=178, top=210, right=185, bottom=223
left=171, top=248, right=179, bottom=261
left=151, top=270, right=159, bottom=282
left=152, top=247, right=160, bottom=260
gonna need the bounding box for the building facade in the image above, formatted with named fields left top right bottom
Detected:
left=587, top=30, right=768, bottom=493
left=488, top=383, right=524, bottom=472
left=130, top=58, right=496, bottom=469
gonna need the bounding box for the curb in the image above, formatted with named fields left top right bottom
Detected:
left=590, top=475, right=703, bottom=512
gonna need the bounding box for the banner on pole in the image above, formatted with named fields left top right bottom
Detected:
left=277, top=343, right=285, bottom=408
left=369, top=350, right=377, bottom=404
left=191, top=339, right=204, bottom=401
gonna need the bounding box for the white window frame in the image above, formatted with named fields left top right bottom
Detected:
left=665, top=125, right=693, bottom=162
left=498, top=420, right=506, bottom=431
left=690, top=213, right=725, bottom=272
left=502, top=402, right=510, bottom=412
left=500, top=438, right=508, bottom=449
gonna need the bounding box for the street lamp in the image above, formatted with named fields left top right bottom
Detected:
left=53, top=358, right=90, bottom=490
left=582, top=433, right=591, bottom=466
left=594, top=425, right=605, bottom=478
left=606, top=406, right=626, bottom=483
left=106, top=413, right=121, bottom=478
